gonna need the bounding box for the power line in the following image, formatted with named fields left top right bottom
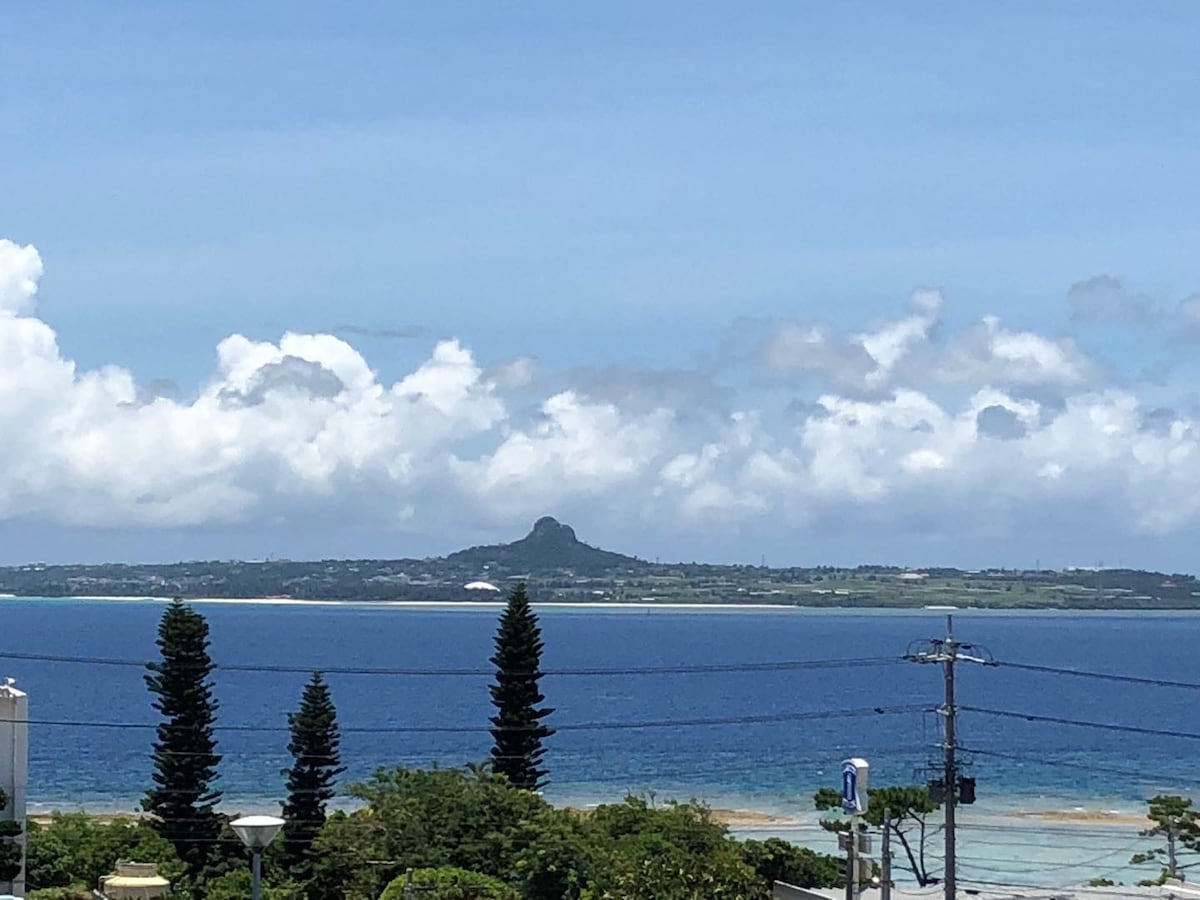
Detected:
left=957, top=838, right=1144, bottom=875
left=959, top=744, right=1200, bottom=787
left=958, top=823, right=1151, bottom=839
left=1, top=703, right=930, bottom=735
left=996, top=660, right=1200, bottom=691
left=962, top=706, right=1200, bottom=742
left=0, top=649, right=901, bottom=677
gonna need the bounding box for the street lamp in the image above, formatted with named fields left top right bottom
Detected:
left=231, top=815, right=285, bottom=900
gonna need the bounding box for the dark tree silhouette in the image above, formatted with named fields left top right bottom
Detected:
left=489, top=583, right=554, bottom=790
left=281, top=672, right=345, bottom=882
left=143, top=599, right=222, bottom=878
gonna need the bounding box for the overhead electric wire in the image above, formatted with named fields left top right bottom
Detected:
left=956, top=838, right=1145, bottom=876
left=0, top=648, right=901, bottom=677
left=961, top=706, right=1200, bottom=742
left=959, top=744, right=1200, bottom=786
left=0, top=702, right=930, bottom=735
left=995, top=660, right=1200, bottom=691
left=950, top=830, right=1156, bottom=844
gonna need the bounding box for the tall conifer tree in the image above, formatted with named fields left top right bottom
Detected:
left=489, top=582, right=554, bottom=790
left=143, top=598, right=222, bottom=878
left=280, top=671, right=345, bottom=879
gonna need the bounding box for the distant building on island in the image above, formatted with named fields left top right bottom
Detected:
left=0, top=678, right=27, bottom=898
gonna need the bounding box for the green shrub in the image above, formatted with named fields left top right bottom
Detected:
left=380, top=866, right=519, bottom=900
left=26, top=813, right=183, bottom=892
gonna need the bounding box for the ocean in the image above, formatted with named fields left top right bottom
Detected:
left=2, top=598, right=1197, bottom=887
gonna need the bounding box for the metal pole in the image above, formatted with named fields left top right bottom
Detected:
left=251, top=851, right=262, bottom=900
left=881, top=809, right=892, bottom=900
left=845, top=816, right=858, bottom=900
left=943, top=615, right=957, bottom=900
left=1168, top=824, right=1179, bottom=880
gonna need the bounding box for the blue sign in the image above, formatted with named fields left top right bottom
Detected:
left=842, top=761, right=859, bottom=814
left=841, top=757, right=869, bottom=815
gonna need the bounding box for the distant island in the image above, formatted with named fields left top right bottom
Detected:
left=0, top=516, right=1196, bottom=609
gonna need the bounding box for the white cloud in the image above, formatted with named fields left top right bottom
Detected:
left=453, top=392, right=671, bottom=516
left=0, top=239, right=43, bottom=315
left=760, top=289, right=942, bottom=393
left=934, top=316, right=1097, bottom=392
left=485, top=355, right=538, bottom=391
left=6, top=237, right=1200, bottom=554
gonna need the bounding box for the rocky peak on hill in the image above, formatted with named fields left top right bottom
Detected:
left=445, top=517, right=643, bottom=575
left=526, top=516, right=578, bottom=545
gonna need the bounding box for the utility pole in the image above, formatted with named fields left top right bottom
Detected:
left=845, top=821, right=857, bottom=900
left=881, top=809, right=892, bottom=900
left=906, top=615, right=994, bottom=900
left=944, top=625, right=957, bottom=900
left=1168, top=825, right=1179, bottom=881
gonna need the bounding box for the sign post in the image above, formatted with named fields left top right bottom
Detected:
left=841, top=759, right=869, bottom=900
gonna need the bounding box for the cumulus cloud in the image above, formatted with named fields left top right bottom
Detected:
left=484, top=355, right=538, bottom=391
left=760, top=289, right=942, bottom=394
left=227, top=356, right=346, bottom=406
left=937, top=316, right=1097, bottom=391
left=6, top=237, right=1200, bottom=553
left=0, top=239, right=43, bottom=315
left=760, top=290, right=1097, bottom=399
left=975, top=404, right=1028, bottom=441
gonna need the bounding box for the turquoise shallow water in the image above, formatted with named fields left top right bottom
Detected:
left=3, top=599, right=1197, bottom=886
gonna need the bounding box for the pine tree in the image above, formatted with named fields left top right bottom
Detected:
left=489, top=582, right=555, bottom=790
left=143, top=598, right=223, bottom=879
left=280, top=672, right=345, bottom=880
left=1131, top=794, right=1200, bottom=883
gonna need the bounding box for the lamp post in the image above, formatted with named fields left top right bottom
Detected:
left=231, top=815, right=285, bottom=900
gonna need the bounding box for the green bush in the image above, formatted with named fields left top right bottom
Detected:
left=25, top=813, right=183, bottom=892
left=304, top=767, right=838, bottom=900
left=740, top=837, right=841, bottom=890
left=202, top=867, right=305, bottom=900
left=380, top=867, right=518, bottom=900
left=28, top=889, right=93, bottom=900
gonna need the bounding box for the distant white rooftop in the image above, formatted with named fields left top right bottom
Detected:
left=464, top=581, right=500, bottom=592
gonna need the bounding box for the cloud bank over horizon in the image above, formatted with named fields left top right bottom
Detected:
left=3, top=237, right=1200, bottom=567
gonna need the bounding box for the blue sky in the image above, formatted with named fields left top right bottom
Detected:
left=2, top=3, right=1199, bottom=568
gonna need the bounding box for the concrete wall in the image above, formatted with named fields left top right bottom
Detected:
left=0, top=681, right=27, bottom=899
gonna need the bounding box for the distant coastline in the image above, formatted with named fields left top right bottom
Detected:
left=5, top=517, right=1199, bottom=610
left=5, top=595, right=1200, bottom=615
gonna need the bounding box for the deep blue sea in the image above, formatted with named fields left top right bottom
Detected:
left=7, top=598, right=1195, bottom=886
left=3, top=599, right=1197, bottom=823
